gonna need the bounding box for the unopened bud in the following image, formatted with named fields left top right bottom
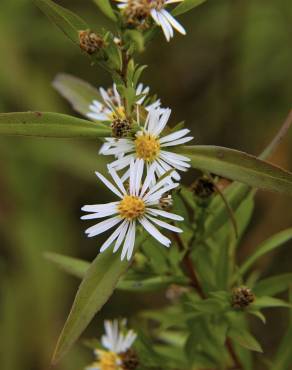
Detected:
left=231, top=286, right=255, bottom=309
left=191, top=176, right=215, bottom=199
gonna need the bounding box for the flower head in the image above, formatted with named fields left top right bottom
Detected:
left=86, top=319, right=137, bottom=370
left=100, top=107, right=193, bottom=182
left=81, top=160, right=183, bottom=261
left=87, top=83, right=155, bottom=122
left=116, top=0, right=186, bottom=41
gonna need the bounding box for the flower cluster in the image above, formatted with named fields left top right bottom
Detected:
left=79, top=79, right=193, bottom=261
left=86, top=319, right=138, bottom=370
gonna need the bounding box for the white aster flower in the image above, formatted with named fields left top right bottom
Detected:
left=87, top=83, right=160, bottom=122
left=100, top=107, right=193, bottom=182
left=81, top=159, right=183, bottom=261
left=86, top=319, right=137, bottom=370
left=116, top=0, right=186, bottom=41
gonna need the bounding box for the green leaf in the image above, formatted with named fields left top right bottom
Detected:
left=172, top=0, right=207, bottom=16
left=93, top=0, right=117, bottom=21
left=44, top=252, right=88, bottom=279
left=0, top=112, right=111, bottom=138
left=253, top=273, right=292, bottom=296
left=238, top=228, right=292, bottom=277
left=53, top=74, right=101, bottom=118
left=52, top=249, right=131, bottom=364
left=228, top=328, right=263, bottom=353
left=176, top=146, right=292, bottom=196
left=33, top=0, right=88, bottom=44
left=252, top=296, right=292, bottom=309
left=273, top=325, right=292, bottom=370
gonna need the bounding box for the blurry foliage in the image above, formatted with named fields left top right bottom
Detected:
left=0, top=0, right=292, bottom=369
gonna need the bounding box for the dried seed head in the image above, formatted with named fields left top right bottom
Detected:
left=123, top=0, right=151, bottom=29
left=111, top=118, right=131, bottom=138
left=192, top=176, right=215, bottom=198
left=120, top=349, right=139, bottom=370
left=231, top=286, right=255, bottom=309
left=79, top=30, right=104, bottom=55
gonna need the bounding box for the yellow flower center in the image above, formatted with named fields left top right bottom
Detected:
left=135, top=134, right=160, bottom=162
left=118, top=195, right=145, bottom=220
left=107, top=106, right=126, bottom=121
left=96, top=350, right=120, bottom=370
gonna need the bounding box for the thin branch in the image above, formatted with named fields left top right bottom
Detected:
left=226, top=338, right=243, bottom=370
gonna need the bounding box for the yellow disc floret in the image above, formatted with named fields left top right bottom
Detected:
left=95, top=350, right=120, bottom=370
left=118, top=195, right=145, bottom=220
left=107, top=106, right=126, bottom=121
left=135, top=133, right=160, bottom=162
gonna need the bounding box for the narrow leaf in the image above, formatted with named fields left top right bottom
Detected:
left=53, top=74, right=101, bottom=118
left=253, top=273, right=292, bottom=296
left=177, top=146, right=292, bottom=196
left=172, top=0, right=207, bottom=16
left=44, top=252, right=88, bottom=279
left=52, top=249, right=131, bottom=364
left=238, top=228, right=292, bottom=276
left=45, top=252, right=188, bottom=292
left=0, top=112, right=111, bottom=138
left=33, top=0, right=88, bottom=44
left=93, top=0, right=117, bottom=21
left=228, top=328, right=263, bottom=353
left=252, top=296, right=292, bottom=309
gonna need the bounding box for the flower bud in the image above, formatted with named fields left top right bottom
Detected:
left=191, top=176, right=215, bottom=198
left=231, top=286, right=255, bottom=309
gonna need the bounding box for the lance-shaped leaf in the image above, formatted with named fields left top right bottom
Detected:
left=45, top=252, right=188, bottom=292
left=52, top=249, right=131, bottom=364
left=93, top=0, right=117, bottom=21
left=176, top=146, right=292, bottom=196
left=237, top=228, right=292, bottom=277
left=0, top=112, right=111, bottom=138
left=228, top=328, right=263, bottom=353
left=33, top=0, right=88, bottom=44
left=253, top=273, right=292, bottom=296
left=172, top=0, right=207, bottom=16
left=53, top=74, right=100, bottom=118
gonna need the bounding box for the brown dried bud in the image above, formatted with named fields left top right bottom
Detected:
left=79, top=30, right=104, bottom=55
left=111, top=119, right=131, bottom=138
left=231, top=286, right=255, bottom=309
left=191, top=176, right=215, bottom=198
left=123, top=0, right=151, bottom=29
left=120, top=349, right=139, bottom=370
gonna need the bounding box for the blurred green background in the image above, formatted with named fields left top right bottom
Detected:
left=0, top=0, right=292, bottom=369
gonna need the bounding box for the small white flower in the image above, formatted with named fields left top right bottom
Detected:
left=81, top=159, right=183, bottom=261
left=116, top=0, right=186, bottom=41
left=87, top=83, right=159, bottom=122
left=100, top=107, right=193, bottom=182
left=85, top=319, right=137, bottom=370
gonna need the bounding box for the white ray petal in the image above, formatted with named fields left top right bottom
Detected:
left=113, top=221, right=129, bottom=253
left=147, top=215, right=183, bottom=233
left=95, top=171, right=123, bottom=198
left=85, top=216, right=121, bottom=237
left=161, top=136, right=193, bottom=147
left=100, top=220, right=128, bottom=252
left=139, top=217, right=171, bottom=246
left=159, top=129, right=191, bottom=144
left=108, top=167, right=127, bottom=195
left=121, top=221, right=135, bottom=260
left=147, top=208, right=184, bottom=221
left=160, top=9, right=186, bottom=35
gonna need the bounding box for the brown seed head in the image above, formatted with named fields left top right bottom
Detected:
left=231, top=286, right=255, bottom=309
left=111, top=119, right=131, bottom=138
left=79, top=30, right=104, bottom=55
left=120, top=349, right=139, bottom=370
left=123, top=0, right=151, bottom=29
left=192, top=176, right=215, bottom=198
